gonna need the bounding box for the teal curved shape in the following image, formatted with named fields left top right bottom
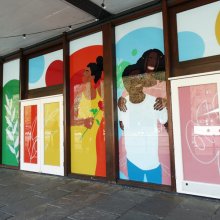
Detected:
left=178, top=31, right=205, bottom=62
left=29, top=55, right=45, bottom=83
left=116, top=27, right=164, bottom=64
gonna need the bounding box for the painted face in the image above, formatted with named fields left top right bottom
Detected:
left=145, top=51, right=158, bottom=73
left=83, top=67, right=94, bottom=83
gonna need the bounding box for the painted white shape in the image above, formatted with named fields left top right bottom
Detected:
left=69, top=31, right=103, bottom=54
left=3, top=59, right=20, bottom=86
left=194, top=126, right=220, bottom=136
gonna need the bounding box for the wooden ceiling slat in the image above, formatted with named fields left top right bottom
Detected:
left=64, top=0, right=112, bottom=20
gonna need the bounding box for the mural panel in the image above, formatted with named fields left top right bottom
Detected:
left=44, top=102, right=60, bottom=166
left=69, top=32, right=106, bottom=177
left=24, top=105, right=38, bottom=164
left=179, top=83, right=220, bottom=184
left=115, top=12, right=171, bottom=185
left=2, top=59, right=20, bottom=166
left=177, top=1, right=220, bottom=61
left=28, top=49, right=63, bottom=89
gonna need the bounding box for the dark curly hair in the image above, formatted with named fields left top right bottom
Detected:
left=87, top=56, right=103, bottom=84
left=137, top=49, right=165, bottom=72
left=122, top=49, right=165, bottom=79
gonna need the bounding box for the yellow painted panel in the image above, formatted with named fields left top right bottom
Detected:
left=216, top=12, right=220, bottom=45
left=44, top=102, right=60, bottom=166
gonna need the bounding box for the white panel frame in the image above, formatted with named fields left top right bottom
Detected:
left=170, top=71, right=220, bottom=199
left=20, top=100, right=41, bottom=173
left=40, top=96, right=64, bottom=176
left=20, top=95, right=64, bottom=176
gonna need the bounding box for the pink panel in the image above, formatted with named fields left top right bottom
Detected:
left=179, top=84, right=220, bottom=184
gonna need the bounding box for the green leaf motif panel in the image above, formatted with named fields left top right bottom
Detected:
left=2, top=80, right=20, bottom=166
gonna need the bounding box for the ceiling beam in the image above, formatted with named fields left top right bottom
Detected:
left=64, top=0, right=112, bottom=20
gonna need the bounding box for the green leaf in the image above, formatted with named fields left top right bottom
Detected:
left=131, top=49, right=138, bottom=56
left=116, top=61, right=130, bottom=89
left=90, top=108, right=98, bottom=115
left=8, top=144, right=15, bottom=154
left=96, top=119, right=100, bottom=126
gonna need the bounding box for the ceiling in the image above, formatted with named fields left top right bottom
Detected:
left=0, top=0, right=157, bottom=57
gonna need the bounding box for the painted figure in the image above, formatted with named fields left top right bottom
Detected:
left=118, top=49, right=168, bottom=183
left=71, top=56, right=106, bottom=176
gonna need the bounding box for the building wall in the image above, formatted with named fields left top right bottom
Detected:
left=1, top=0, right=220, bottom=197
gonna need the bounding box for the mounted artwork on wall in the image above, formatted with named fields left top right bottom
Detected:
left=171, top=71, right=220, bottom=199
left=115, top=12, right=171, bottom=185
left=177, top=1, right=220, bottom=61
left=28, top=49, right=63, bottom=90
left=69, top=32, right=106, bottom=177
left=2, top=59, right=20, bottom=166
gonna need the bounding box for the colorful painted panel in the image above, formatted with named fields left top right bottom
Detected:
left=2, top=59, right=20, bottom=166
left=44, top=102, right=60, bottom=166
left=178, top=83, right=220, bottom=184
left=24, top=105, right=37, bottom=164
left=115, top=12, right=171, bottom=185
left=177, top=1, right=220, bottom=61
left=70, top=32, right=106, bottom=177
left=28, top=49, right=63, bottom=89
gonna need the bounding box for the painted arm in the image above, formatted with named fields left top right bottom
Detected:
left=73, top=88, right=94, bottom=129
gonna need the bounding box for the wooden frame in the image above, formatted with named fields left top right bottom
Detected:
left=162, top=0, right=176, bottom=192
left=168, top=0, right=220, bottom=77
left=63, top=33, right=70, bottom=176
left=0, top=59, right=3, bottom=165
left=112, top=2, right=175, bottom=191
left=67, top=25, right=113, bottom=182
left=24, top=43, right=63, bottom=99
left=102, top=23, right=118, bottom=182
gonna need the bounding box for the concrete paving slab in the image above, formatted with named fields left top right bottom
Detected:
left=66, top=207, right=119, bottom=220
left=134, top=193, right=183, bottom=218
left=89, top=194, right=138, bottom=215
left=118, top=209, right=161, bottom=220
left=0, top=210, right=14, bottom=220
left=0, top=194, right=48, bottom=215
left=164, top=206, right=212, bottom=220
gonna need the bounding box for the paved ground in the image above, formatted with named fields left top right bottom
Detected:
left=0, top=168, right=219, bottom=220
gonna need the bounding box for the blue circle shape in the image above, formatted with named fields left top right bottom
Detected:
left=116, top=27, right=164, bottom=64
left=178, top=31, right=205, bottom=62
left=29, top=55, right=45, bottom=83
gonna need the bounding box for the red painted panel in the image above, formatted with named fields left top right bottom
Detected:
left=24, top=105, right=38, bottom=163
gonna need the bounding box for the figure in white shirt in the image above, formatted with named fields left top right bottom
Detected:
left=118, top=49, right=168, bottom=184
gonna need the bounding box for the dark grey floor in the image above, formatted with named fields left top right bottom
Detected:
left=0, top=168, right=219, bottom=220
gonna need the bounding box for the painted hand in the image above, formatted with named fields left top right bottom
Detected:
left=154, top=97, right=167, bottom=111
left=119, top=121, right=124, bottom=130
left=84, top=117, right=94, bottom=129
left=118, top=97, right=127, bottom=112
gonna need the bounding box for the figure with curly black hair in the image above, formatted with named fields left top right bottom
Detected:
left=118, top=49, right=168, bottom=184
left=71, top=56, right=106, bottom=177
